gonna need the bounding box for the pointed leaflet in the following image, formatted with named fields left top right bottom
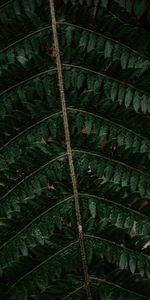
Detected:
left=130, top=173, right=139, bottom=192
left=125, top=88, right=133, bottom=108
left=104, top=81, right=111, bottom=98
left=128, top=55, right=137, bottom=68
left=19, top=239, right=28, bottom=256
left=79, top=31, right=88, bottom=50
left=89, top=200, right=96, bottom=218
left=17, top=55, right=28, bottom=65
left=7, top=49, right=15, bottom=64
left=111, top=82, right=118, bottom=101
left=121, top=168, right=130, bottom=187
left=77, top=72, right=85, bottom=89
left=119, top=251, right=128, bottom=269
left=138, top=255, right=145, bottom=277
left=114, top=166, right=123, bottom=184
left=87, top=74, right=96, bottom=90
left=104, top=40, right=113, bottom=58
left=23, top=39, right=34, bottom=59
left=138, top=178, right=147, bottom=197
left=129, top=254, right=137, bottom=274
left=120, top=50, right=129, bottom=69
left=105, top=165, right=114, bottom=181
left=113, top=43, right=121, bottom=61
left=99, top=124, right=108, bottom=140
left=133, top=91, right=140, bottom=112
left=118, top=85, right=126, bottom=105
left=66, top=26, right=73, bottom=46
left=85, top=115, right=93, bottom=135
left=97, top=36, right=105, bottom=51
left=141, top=95, right=148, bottom=114
left=87, top=33, right=96, bottom=52
left=125, top=133, right=133, bottom=148
left=94, top=78, right=103, bottom=92
left=140, top=141, right=149, bottom=152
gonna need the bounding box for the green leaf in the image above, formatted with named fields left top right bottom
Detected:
left=105, top=165, right=114, bottom=180
left=19, top=239, right=28, bottom=256
left=85, top=116, right=93, bottom=135
left=17, top=55, right=28, bottom=65
left=141, top=95, right=148, bottom=114
left=87, top=33, right=96, bottom=52
left=125, top=89, right=133, bottom=108
left=104, top=40, right=113, bottom=58
left=118, top=85, right=126, bottom=105
left=111, top=82, right=118, bottom=101
left=7, top=49, right=15, bottom=64
left=130, top=173, right=139, bottom=192
left=128, top=55, right=137, bottom=68
left=119, top=251, right=128, bottom=269
left=120, top=51, right=129, bottom=69
left=133, top=92, right=140, bottom=112
left=89, top=200, right=96, bottom=218
left=138, top=178, right=147, bottom=197
left=77, top=72, right=85, bottom=89
left=34, top=228, right=44, bottom=245
left=94, top=78, right=102, bottom=91
left=129, top=254, right=137, bottom=274
left=66, top=26, right=73, bottom=46
left=138, top=255, right=145, bottom=277
left=79, top=31, right=88, bottom=50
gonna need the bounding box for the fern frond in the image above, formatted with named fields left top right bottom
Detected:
left=64, top=65, right=150, bottom=114
left=0, top=195, right=74, bottom=269
left=79, top=193, right=150, bottom=234
left=60, top=21, right=150, bottom=72
left=5, top=241, right=79, bottom=300
left=73, top=150, right=150, bottom=197
left=91, top=277, right=150, bottom=300
left=0, top=153, right=67, bottom=217
left=85, top=235, right=150, bottom=277
left=1, top=0, right=150, bottom=299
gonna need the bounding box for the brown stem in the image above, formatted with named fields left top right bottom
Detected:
left=48, top=0, right=92, bottom=299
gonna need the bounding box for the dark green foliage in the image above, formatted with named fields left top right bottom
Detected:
left=0, top=0, right=150, bottom=299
